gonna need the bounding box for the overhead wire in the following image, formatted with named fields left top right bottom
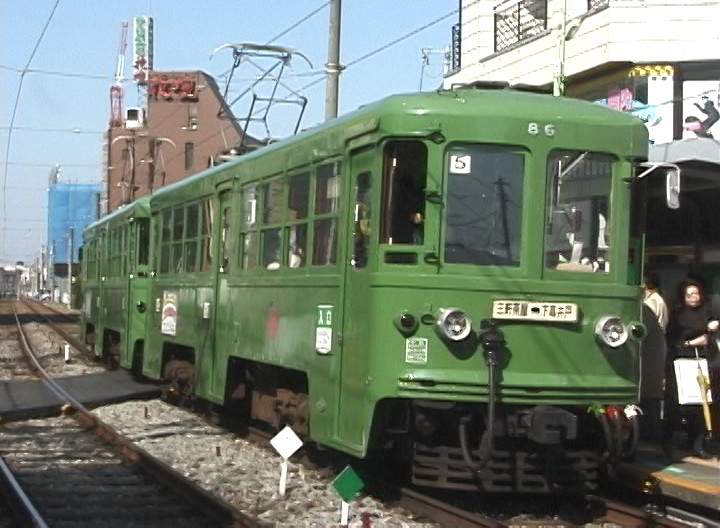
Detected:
left=2, top=0, right=62, bottom=258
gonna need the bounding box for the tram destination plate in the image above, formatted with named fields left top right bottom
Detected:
left=492, top=300, right=578, bottom=323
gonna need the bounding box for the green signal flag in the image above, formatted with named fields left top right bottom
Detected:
left=331, top=465, right=365, bottom=503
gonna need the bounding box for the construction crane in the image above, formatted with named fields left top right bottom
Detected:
left=110, top=21, right=129, bottom=127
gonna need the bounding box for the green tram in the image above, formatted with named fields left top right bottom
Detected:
left=82, top=86, right=676, bottom=492
left=82, top=196, right=151, bottom=372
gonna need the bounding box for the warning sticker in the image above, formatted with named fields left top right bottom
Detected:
left=405, top=337, right=428, bottom=364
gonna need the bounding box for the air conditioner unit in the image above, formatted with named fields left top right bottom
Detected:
left=126, top=107, right=145, bottom=130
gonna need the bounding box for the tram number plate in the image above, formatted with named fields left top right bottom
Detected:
left=492, top=300, right=578, bottom=323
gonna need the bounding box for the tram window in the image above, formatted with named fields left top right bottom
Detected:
left=380, top=141, right=426, bottom=245
left=352, top=172, right=372, bottom=268
left=243, top=233, right=258, bottom=270
left=186, top=204, right=199, bottom=237
left=184, top=204, right=200, bottom=273
left=171, top=207, right=185, bottom=273
left=241, top=187, right=258, bottom=270
left=200, top=198, right=214, bottom=271
left=544, top=151, right=613, bottom=273
left=184, top=240, right=198, bottom=272
left=137, top=219, right=149, bottom=266
left=444, top=144, right=524, bottom=266
left=287, top=224, right=307, bottom=268
left=262, top=179, right=285, bottom=224
left=262, top=228, right=282, bottom=270
left=316, top=163, right=341, bottom=214
left=221, top=206, right=231, bottom=273
left=173, top=207, right=185, bottom=240
left=313, top=218, right=337, bottom=265
left=288, top=172, right=310, bottom=220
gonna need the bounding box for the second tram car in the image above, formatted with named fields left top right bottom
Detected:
left=82, top=85, right=677, bottom=492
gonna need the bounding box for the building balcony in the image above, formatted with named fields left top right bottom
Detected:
left=446, top=0, right=720, bottom=90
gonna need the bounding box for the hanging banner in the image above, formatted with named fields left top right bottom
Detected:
left=132, top=16, right=154, bottom=84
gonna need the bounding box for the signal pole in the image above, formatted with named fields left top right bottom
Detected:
left=324, top=0, right=342, bottom=121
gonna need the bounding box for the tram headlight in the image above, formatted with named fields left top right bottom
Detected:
left=394, top=311, right=419, bottom=336
left=595, top=316, right=629, bottom=348
left=435, top=308, right=472, bottom=342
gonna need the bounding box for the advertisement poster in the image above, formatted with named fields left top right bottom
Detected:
left=161, top=291, right=178, bottom=336
left=682, top=81, right=720, bottom=140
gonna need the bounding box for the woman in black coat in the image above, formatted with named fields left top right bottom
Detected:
left=665, top=279, right=719, bottom=452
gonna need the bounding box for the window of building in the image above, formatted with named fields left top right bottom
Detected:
left=185, top=142, right=194, bottom=170
left=494, top=0, right=548, bottom=53
left=187, top=103, right=198, bottom=131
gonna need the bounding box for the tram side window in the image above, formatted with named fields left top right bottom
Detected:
left=352, top=172, right=372, bottom=268
left=184, top=203, right=200, bottom=272
left=241, top=187, right=259, bottom=270
left=261, top=179, right=284, bottom=270
left=287, top=172, right=309, bottom=268
left=380, top=141, right=426, bottom=245
left=313, top=162, right=341, bottom=266
left=544, top=151, right=613, bottom=273
left=137, top=219, right=150, bottom=266
left=172, top=207, right=185, bottom=273
left=200, top=199, right=214, bottom=271
left=160, top=209, right=172, bottom=274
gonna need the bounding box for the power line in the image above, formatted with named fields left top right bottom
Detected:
left=0, top=161, right=102, bottom=168
left=2, top=0, right=62, bottom=257
left=265, top=2, right=330, bottom=45
left=0, top=64, right=113, bottom=81
left=300, top=5, right=460, bottom=92
left=0, top=126, right=105, bottom=135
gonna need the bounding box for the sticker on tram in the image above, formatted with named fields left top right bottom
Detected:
left=492, top=300, right=578, bottom=323
left=405, top=337, right=428, bottom=364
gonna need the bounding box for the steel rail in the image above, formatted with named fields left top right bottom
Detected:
left=0, top=456, right=49, bottom=528
left=20, top=298, right=87, bottom=354
left=9, top=300, right=262, bottom=528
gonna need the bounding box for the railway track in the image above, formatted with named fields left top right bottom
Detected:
left=0, top=301, right=262, bottom=528
left=397, top=488, right=699, bottom=527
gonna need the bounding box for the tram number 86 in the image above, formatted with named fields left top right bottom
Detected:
left=528, top=122, right=556, bottom=137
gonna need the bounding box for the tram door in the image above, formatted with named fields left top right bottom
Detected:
left=339, top=145, right=375, bottom=443
left=207, top=188, right=233, bottom=401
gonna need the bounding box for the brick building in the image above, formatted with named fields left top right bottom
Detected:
left=106, top=70, right=260, bottom=212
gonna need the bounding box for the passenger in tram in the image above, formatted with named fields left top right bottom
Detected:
left=639, top=272, right=669, bottom=440
left=664, top=279, right=719, bottom=453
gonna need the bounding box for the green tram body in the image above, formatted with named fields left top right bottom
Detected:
left=82, top=196, right=151, bottom=372
left=82, top=87, right=651, bottom=492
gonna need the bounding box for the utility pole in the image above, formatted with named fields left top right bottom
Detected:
left=324, top=0, right=342, bottom=121
left=553, top=0, right=568, bottom=96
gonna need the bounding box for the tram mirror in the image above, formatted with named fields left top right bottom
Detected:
left=666, top=168, right=680, bottom=209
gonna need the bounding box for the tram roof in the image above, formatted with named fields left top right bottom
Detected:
left=151, top=87, right=646, bottom=202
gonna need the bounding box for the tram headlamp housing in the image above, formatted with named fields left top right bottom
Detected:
left=629, top=321, right=646, bottom=341
left=435, top=308, right=472, bottom=342
left=595, top=316, right=629, bottom=348
left=394, top=311, right=419, bottom=336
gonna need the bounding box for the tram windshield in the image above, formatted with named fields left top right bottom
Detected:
left=444, top=144, right=525, bottom=266
left=544, top=150, right=614, bottom=273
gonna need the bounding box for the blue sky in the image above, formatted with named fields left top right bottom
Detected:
left=0, top=1, right=458, bottom=263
